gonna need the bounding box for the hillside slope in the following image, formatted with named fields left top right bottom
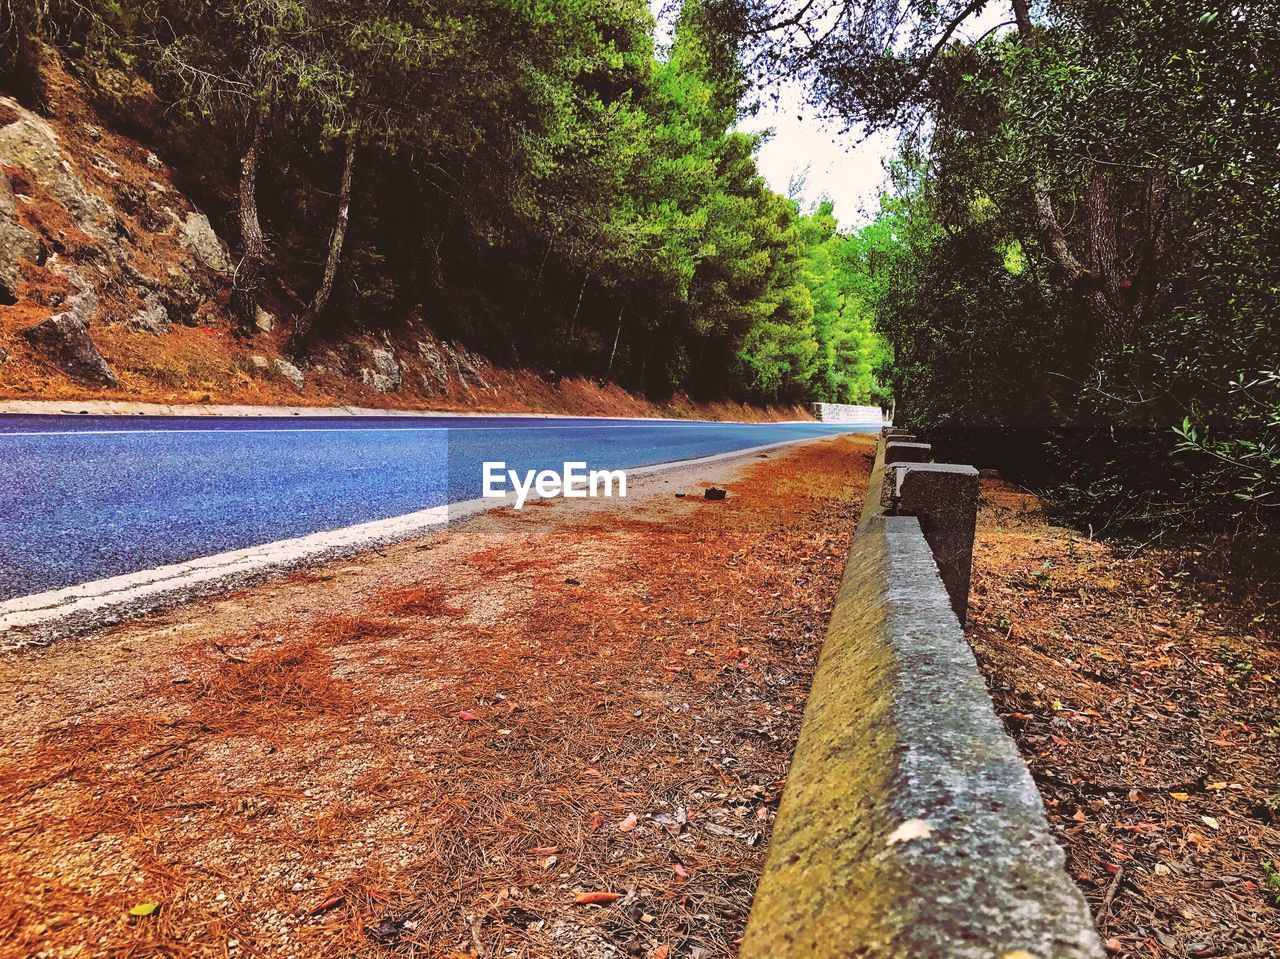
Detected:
left=0, top=64, right=809, bottom=422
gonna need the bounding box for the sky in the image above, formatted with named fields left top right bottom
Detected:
left=650, top=0, right=1012, bottom=228
left=737, top=90, right=897, bottom=228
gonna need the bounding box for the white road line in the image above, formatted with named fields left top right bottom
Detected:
left=0, top=504, right=449, bottom=633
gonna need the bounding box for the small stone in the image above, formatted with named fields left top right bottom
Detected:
left=273, top=358, right=304, bottom=390
left=126, top=298, right=171, bottom=335
left=704, top=487, right=727, bottom=501
left=249, top=354, right=270, bottom=371
left=22, top=292, right=118, bottom=387
left=366, top=918, right=402, bottom=946
left=254, top=306, right=276, bottom=333
left=179, top=211, right=232, bottom=274
left=359, top=347, right=402, bottom=393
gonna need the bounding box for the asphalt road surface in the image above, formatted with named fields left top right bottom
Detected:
left=0, top=414, right=874, bottom=601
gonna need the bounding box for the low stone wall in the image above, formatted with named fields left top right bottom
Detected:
left=812, top=402, right=886, bottom=424
left=740, top=430, right=1103, bottom=959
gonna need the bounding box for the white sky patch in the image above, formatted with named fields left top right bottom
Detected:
left=740, top=95, right=896, bottom=228
left=650, top=0, right=1012, bottom=228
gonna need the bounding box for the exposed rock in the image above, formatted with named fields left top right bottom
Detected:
left=178, top=211, right=232, bottom=274
left=360, top=347, right=402, bottom=393
left=22, top=288, right=118, bottom=386
left=126, top=297, right=171, bottom=335
left=91, top=154, right=121, bottom=179
left=161, top=264, right=206, bottom=325
left=273, top=358, right=304, bottom=390
left=416, top=338, right=451, bottom=393
left=249, top=354, right=270, bottom=371
left=0, top=80, right=234, bottom=373
left=414, top=331, right=491, bottom=395
left=0, top=170, right=42, bottom=301
left=450, top=345, right=490, bottom=389
left=254, top=306, right=276, bottom=333
left=0, top=169, right=15, bottom=216
left=0, top=96, right=113, bottom=233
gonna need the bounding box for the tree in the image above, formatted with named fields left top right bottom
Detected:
left=716, top=0, right=1177, bottom=363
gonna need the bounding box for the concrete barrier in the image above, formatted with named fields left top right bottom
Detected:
left=892, top=462, right=979, bottom=624
left=740, top=431, right=1103, bottom=959
left=884, top=440, right=931, bottom=464
left=813, top=402, right=886, bottom=424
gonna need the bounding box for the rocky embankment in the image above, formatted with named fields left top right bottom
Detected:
left=0, top=65, right=808, bottom=422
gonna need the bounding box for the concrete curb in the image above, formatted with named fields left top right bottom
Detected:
left=740, top=432, right=1104, bottom=959
left=0, top=398, right=828, bottom=425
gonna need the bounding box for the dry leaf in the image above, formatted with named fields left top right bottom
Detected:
left=308, top=895, right=345, bottom=916
left=650, top=946, right=671, bottom=959
left=885, top=819, right=933, bottom=846
left=618, top=813, right=638, bottom=832
left=457, top=710, right=479, bottom=721
left=1169, top=791, right=1190, bottom=801
left=574, top=892, right=622, bottom=905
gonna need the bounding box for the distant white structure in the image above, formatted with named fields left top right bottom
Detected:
left=812, top=403, right=887, bottom=424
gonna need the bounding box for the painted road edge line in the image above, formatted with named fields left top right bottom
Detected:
left=0, top=434, right=843, bottom=635
left=0, top=505, right=448, bottom=632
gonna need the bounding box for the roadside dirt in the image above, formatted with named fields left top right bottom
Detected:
left=0, top=434, right=875, bottom=959
left=967, top=478, right=1280, bottom=959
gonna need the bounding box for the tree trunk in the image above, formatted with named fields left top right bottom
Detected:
left=606, top=306, right=624, bottom=379
left=291, top=134, right=357, bottom=355
left=1012, top=0, right=1081, bottom=283
left=1082, top=169, right=1133, bottom=353
left=1011, top=0, right=1138, bottom=356
left=231, top=101, right=266, bottom=335
left=518, top=240, right=553, bottom=323
left=567, top=271, right=589, bottom=337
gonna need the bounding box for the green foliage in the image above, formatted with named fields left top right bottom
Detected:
left=743, top=0, right=1280, bottom=583
left=36, top=0, right=884, bottom=405
left=1262, top=861, right=1280, bottom=908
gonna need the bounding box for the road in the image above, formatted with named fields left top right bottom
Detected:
left=0, top=414, right=873, bottom=601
